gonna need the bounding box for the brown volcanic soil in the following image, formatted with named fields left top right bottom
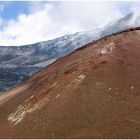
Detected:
left=0, top=28, right=140, bottom=138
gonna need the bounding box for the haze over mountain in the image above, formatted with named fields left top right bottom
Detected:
left=0, top=27, right=140, bottom=138
left=0, top=12, right=139, bottom=93
left=101, top=12, right=140, bottom=37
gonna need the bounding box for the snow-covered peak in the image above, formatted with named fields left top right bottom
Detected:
left=101, top=12, right=140, bottom=37
left=128, top=12, right=140, bottom=27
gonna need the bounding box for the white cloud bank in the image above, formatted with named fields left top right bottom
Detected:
left=0, top=4, right=4, bottom=12
left=0, top=1, right=139, bottom=46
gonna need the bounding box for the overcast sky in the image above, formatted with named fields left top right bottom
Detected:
left=0, top=1, right=140, bottom=46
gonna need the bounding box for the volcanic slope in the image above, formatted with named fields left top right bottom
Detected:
left=0, top=28, right=140, bottom=138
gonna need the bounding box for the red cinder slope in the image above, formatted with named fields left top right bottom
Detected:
left=0, top=28, right=140, bottom=138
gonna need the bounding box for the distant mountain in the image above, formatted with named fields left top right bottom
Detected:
left=101, top=12, right=140, bottom=37
left=0, top=29, right=100, bottom=69
left=0, top=28, right=140, bottom=138
left=0, top=12, right=139, bottom=93
left=0, top=29, right=101, bottom=93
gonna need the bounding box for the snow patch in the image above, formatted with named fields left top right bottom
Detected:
left=101, top=42, right=115, bottom=55
left=74, top=74, right=86, bottom=83
left=8, top=95, right=49, bottom=125
left=66, top=74, right=86, bottom=90
left=55, top=94, right=60, bottom=99
left=108, top=88, right=112, bottom=91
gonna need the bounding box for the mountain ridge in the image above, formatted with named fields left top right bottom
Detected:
left=0, top=12, right=140, bottom=93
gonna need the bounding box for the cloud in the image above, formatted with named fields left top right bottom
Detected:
left=126, top=1, right=140, bottom=27
left=0, top=1, right=137, bottom=46
left=0, top=4, right=4, bottom=12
